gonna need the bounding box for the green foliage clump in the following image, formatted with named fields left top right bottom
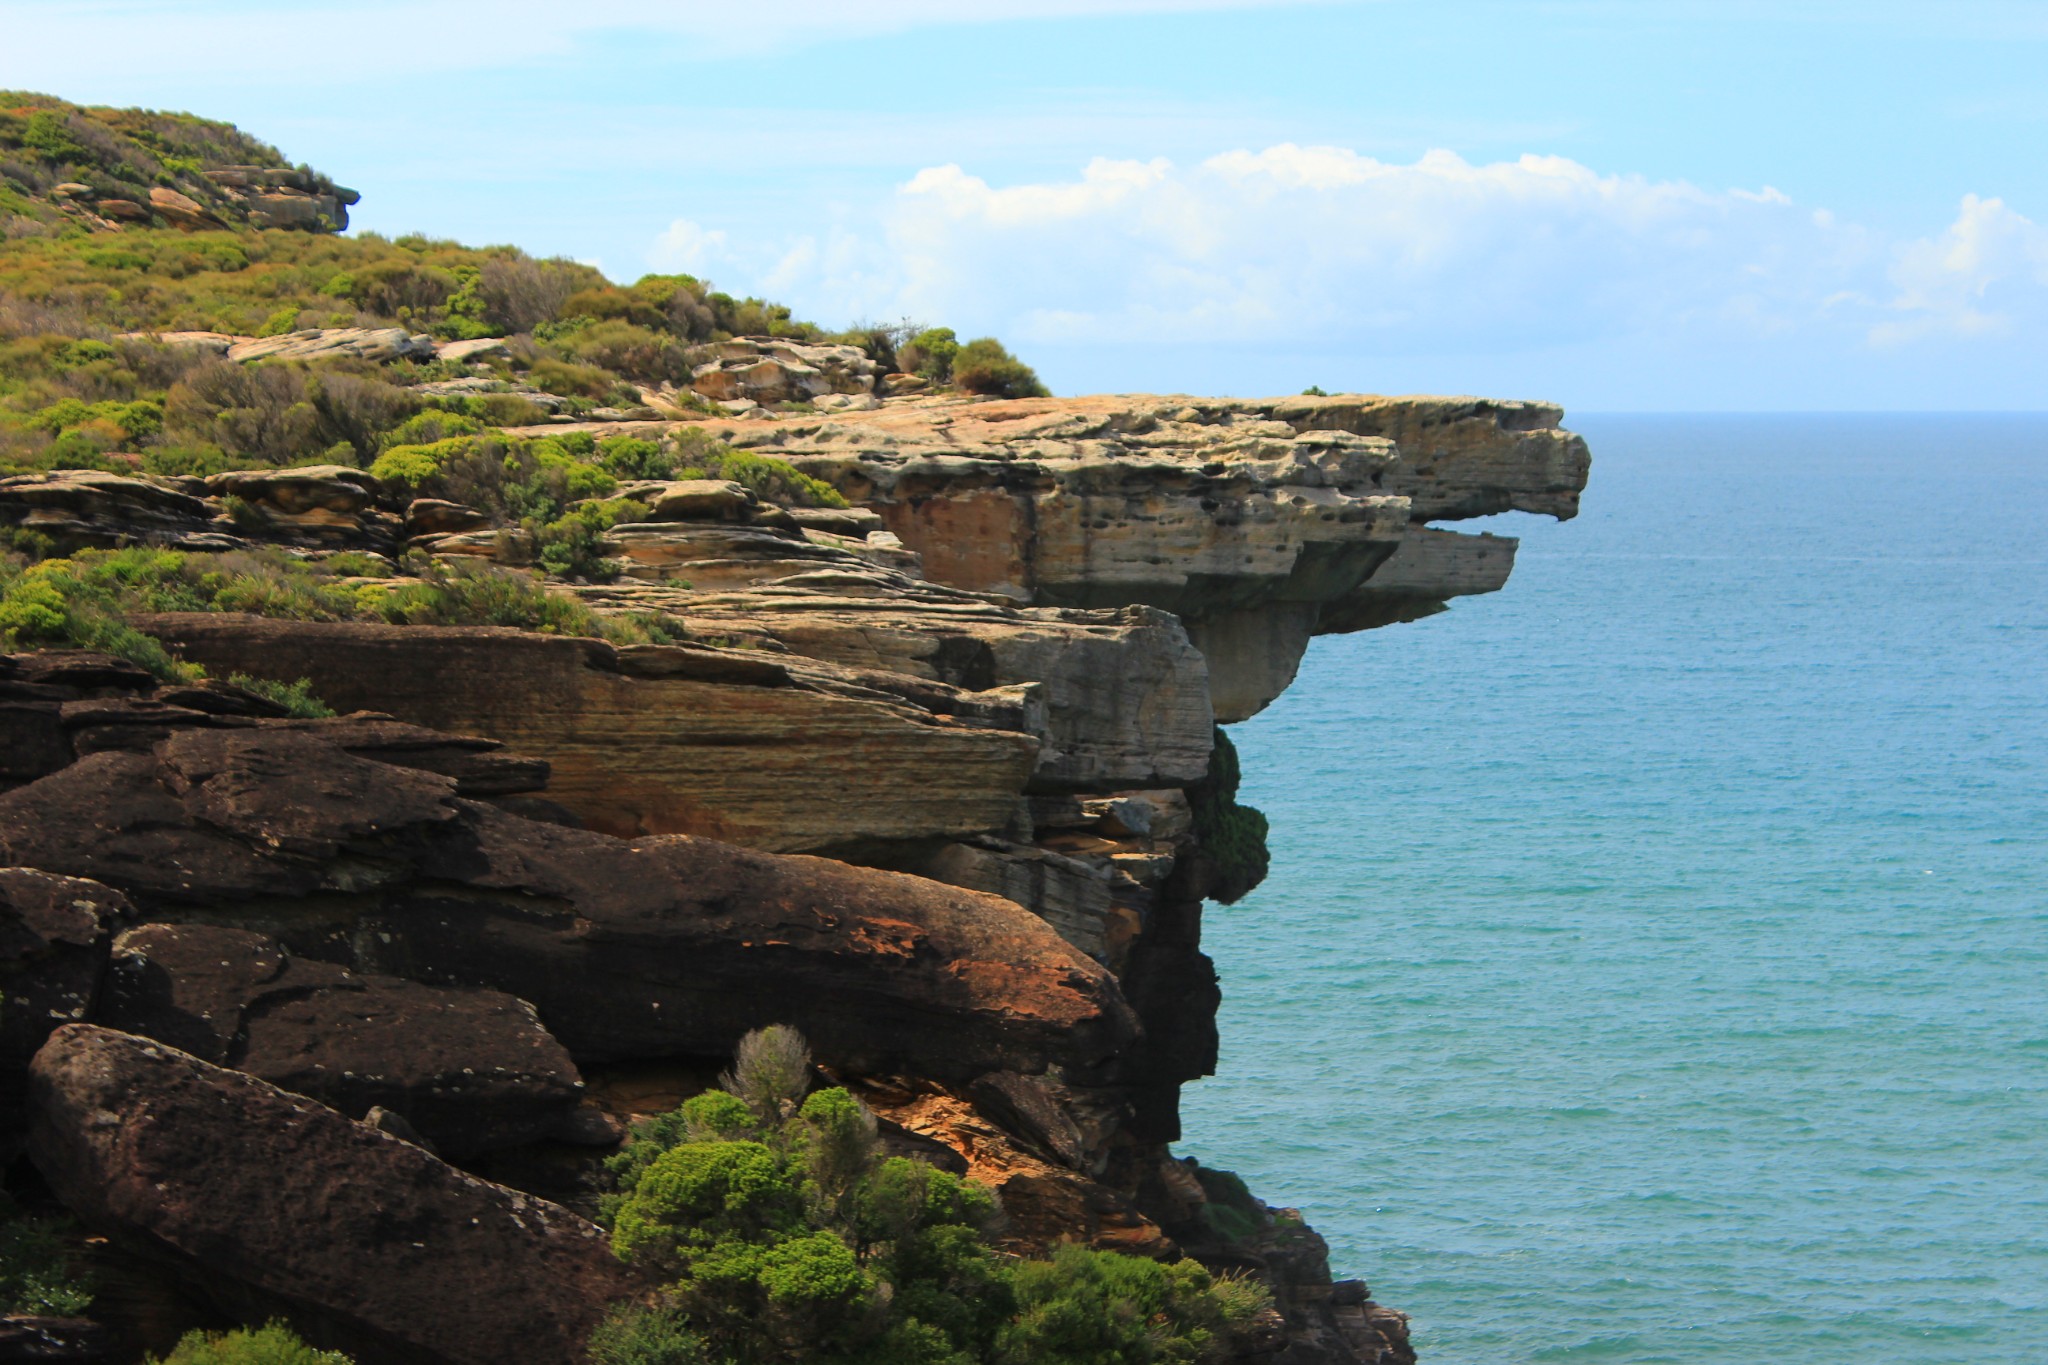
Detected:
left=0, top=1197, right=93, bottom=1316
left=535, top=496, right=647, bottom=581
left=898, top=328, right=959, bottom=383
left=0, top=550, right=203, bottom=679
left=1188, top=726, right=1271, bottom=905
left=226, top=671, right=335, bottom=718
left=148, top=1321, right=354, bottom=1365
left=1189, top=1167, right=1264, bottom=1244
left=949, top=339, right=1048, bottom=400
left=369, top=432, right=616, bottom=522
left=664, top=430, right=846, bottom=509
left=0, top=542, right=674, bottom=684
left=599, top=1027, right=1269, bottom=1365
left=1000, top=1244, right=1264, bottom=1365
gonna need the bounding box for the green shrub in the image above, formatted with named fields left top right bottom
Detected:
left=0, top=553, right=201, bottom=680
left=553, top=320, right=691, bottom=386
left=527, top=357, right=624, bottom=402
left=226, top=671, right=335, bottom=718
left=668, top=433, right=846, bottom=509
left=898, top=327, right=958, bottom=382
left=950, top=338, right=1048, bottom=400
left=1188, top=726, right=1270, bottom=904
left=587, top=1304, right=710, bottom=1365
left=373, top=558, right=606, bottom=636
left=149, top=1321, right=353, bottom=1365
left=997, top=1244, right=1266, bottom=1365
left=534, top=497, right=647, bottom=581
left=0, top=1200, right=93, bottom=1316
left=601, top=1027, right=1268, bottom=1365
left=370, top=433, right=615, bottom=523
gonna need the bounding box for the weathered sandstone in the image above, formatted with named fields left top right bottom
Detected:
left=28, top=1025, right=631, bottom=1365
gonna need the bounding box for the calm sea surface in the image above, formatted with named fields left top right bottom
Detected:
left=1180, top=414, right=2048, bottom=1363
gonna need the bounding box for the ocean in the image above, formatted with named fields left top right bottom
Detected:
left=1179, top=413, right=2048, bottom=1363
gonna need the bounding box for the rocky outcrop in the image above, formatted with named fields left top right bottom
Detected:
left=224, top=328, right=437, bottom=365
left=670, top=392, right=1588, bottom=719
left=0, top=384, right=1586, bottom=1364
left=0, top=871, right=126, bottom=1142
left=28, top=1025, right=629, bottom=1365
left=687, top=338, right=881, bottom=409
left=200, top=166, right=359, bottom=232
left=140, top=617, right=1047, bottom=853
left=0, top=709, right=1136, bottom=1082
left=100, top=923, right=587, bottom=1158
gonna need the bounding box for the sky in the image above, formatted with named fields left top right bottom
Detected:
left=5, top=0, right=2046, bottom=410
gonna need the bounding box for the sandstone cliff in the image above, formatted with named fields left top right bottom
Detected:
left=0, top=387, right=1586, bottom=1365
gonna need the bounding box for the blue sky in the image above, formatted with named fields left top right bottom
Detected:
left=6, top=0, right=2046, bottom=409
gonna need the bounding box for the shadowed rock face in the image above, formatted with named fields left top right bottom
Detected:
left=0, top=870, right=127, bottom=1138
left=101, top=923, right=587, bottom=1158
left=28, top=1025, right=634, bottom=1365
left=0, top=721, right=1137, bottom=1082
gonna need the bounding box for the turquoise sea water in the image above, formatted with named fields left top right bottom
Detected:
left=1180, top=414, right=2048, bottom=1363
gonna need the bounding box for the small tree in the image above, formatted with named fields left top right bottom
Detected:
left=949, top=339, right=1048, bottom=400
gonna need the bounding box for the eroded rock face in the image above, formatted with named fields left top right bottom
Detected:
left=138, top=616, right=1045, bottom=853
left=0, top=719, right=1137, bottom=1082
left=28, top=1025, right=632, bottom=1365
left=651, top=392, right=1588, bottom=719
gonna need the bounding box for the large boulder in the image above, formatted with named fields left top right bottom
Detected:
left=27, top=1025, right=633, bottom=1365
left=100, top=923, right=585, bottom=1157
left=0, top=471, right=231, bottom=554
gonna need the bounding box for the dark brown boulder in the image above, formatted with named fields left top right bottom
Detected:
left=27, top=1025, right=635, bottom=1365
left=101, top=924, right=585, bottom=1157
left=0, top=723, right=1137, bottom=1082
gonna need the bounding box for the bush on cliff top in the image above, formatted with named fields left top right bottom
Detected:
left=949, top=338, right=1048, bottom=401
left=596, top=1026, right=1269, bottom=1365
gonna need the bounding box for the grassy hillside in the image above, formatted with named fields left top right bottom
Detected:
left=0, top=94, right=1044, bottom=480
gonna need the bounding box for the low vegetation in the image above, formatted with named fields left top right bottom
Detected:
left=0, top=1195, right=93, bottom=1317
left=0, top=542, right=682, bottom=703
left=148, top=1322, right=354, bottom=1365
left=1188, top=727, right=1271, bottom=904
left=595, top=1027, right=1270, bottom=1365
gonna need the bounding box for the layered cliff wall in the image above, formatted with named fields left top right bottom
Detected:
left=0, top=388, right=1586, bottom=1365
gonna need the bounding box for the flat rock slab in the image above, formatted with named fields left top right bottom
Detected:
left=28, top=1025, right=634, bottom=1365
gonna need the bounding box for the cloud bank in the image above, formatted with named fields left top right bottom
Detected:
left=655, top=146, right=2048, bottom=360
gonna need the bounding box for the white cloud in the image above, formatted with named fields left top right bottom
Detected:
left=1872, top=193, right=2048, bottom=344
left=659, top=146, right=2048, bottom=358
left=650, top=220, right=729, bottom=275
